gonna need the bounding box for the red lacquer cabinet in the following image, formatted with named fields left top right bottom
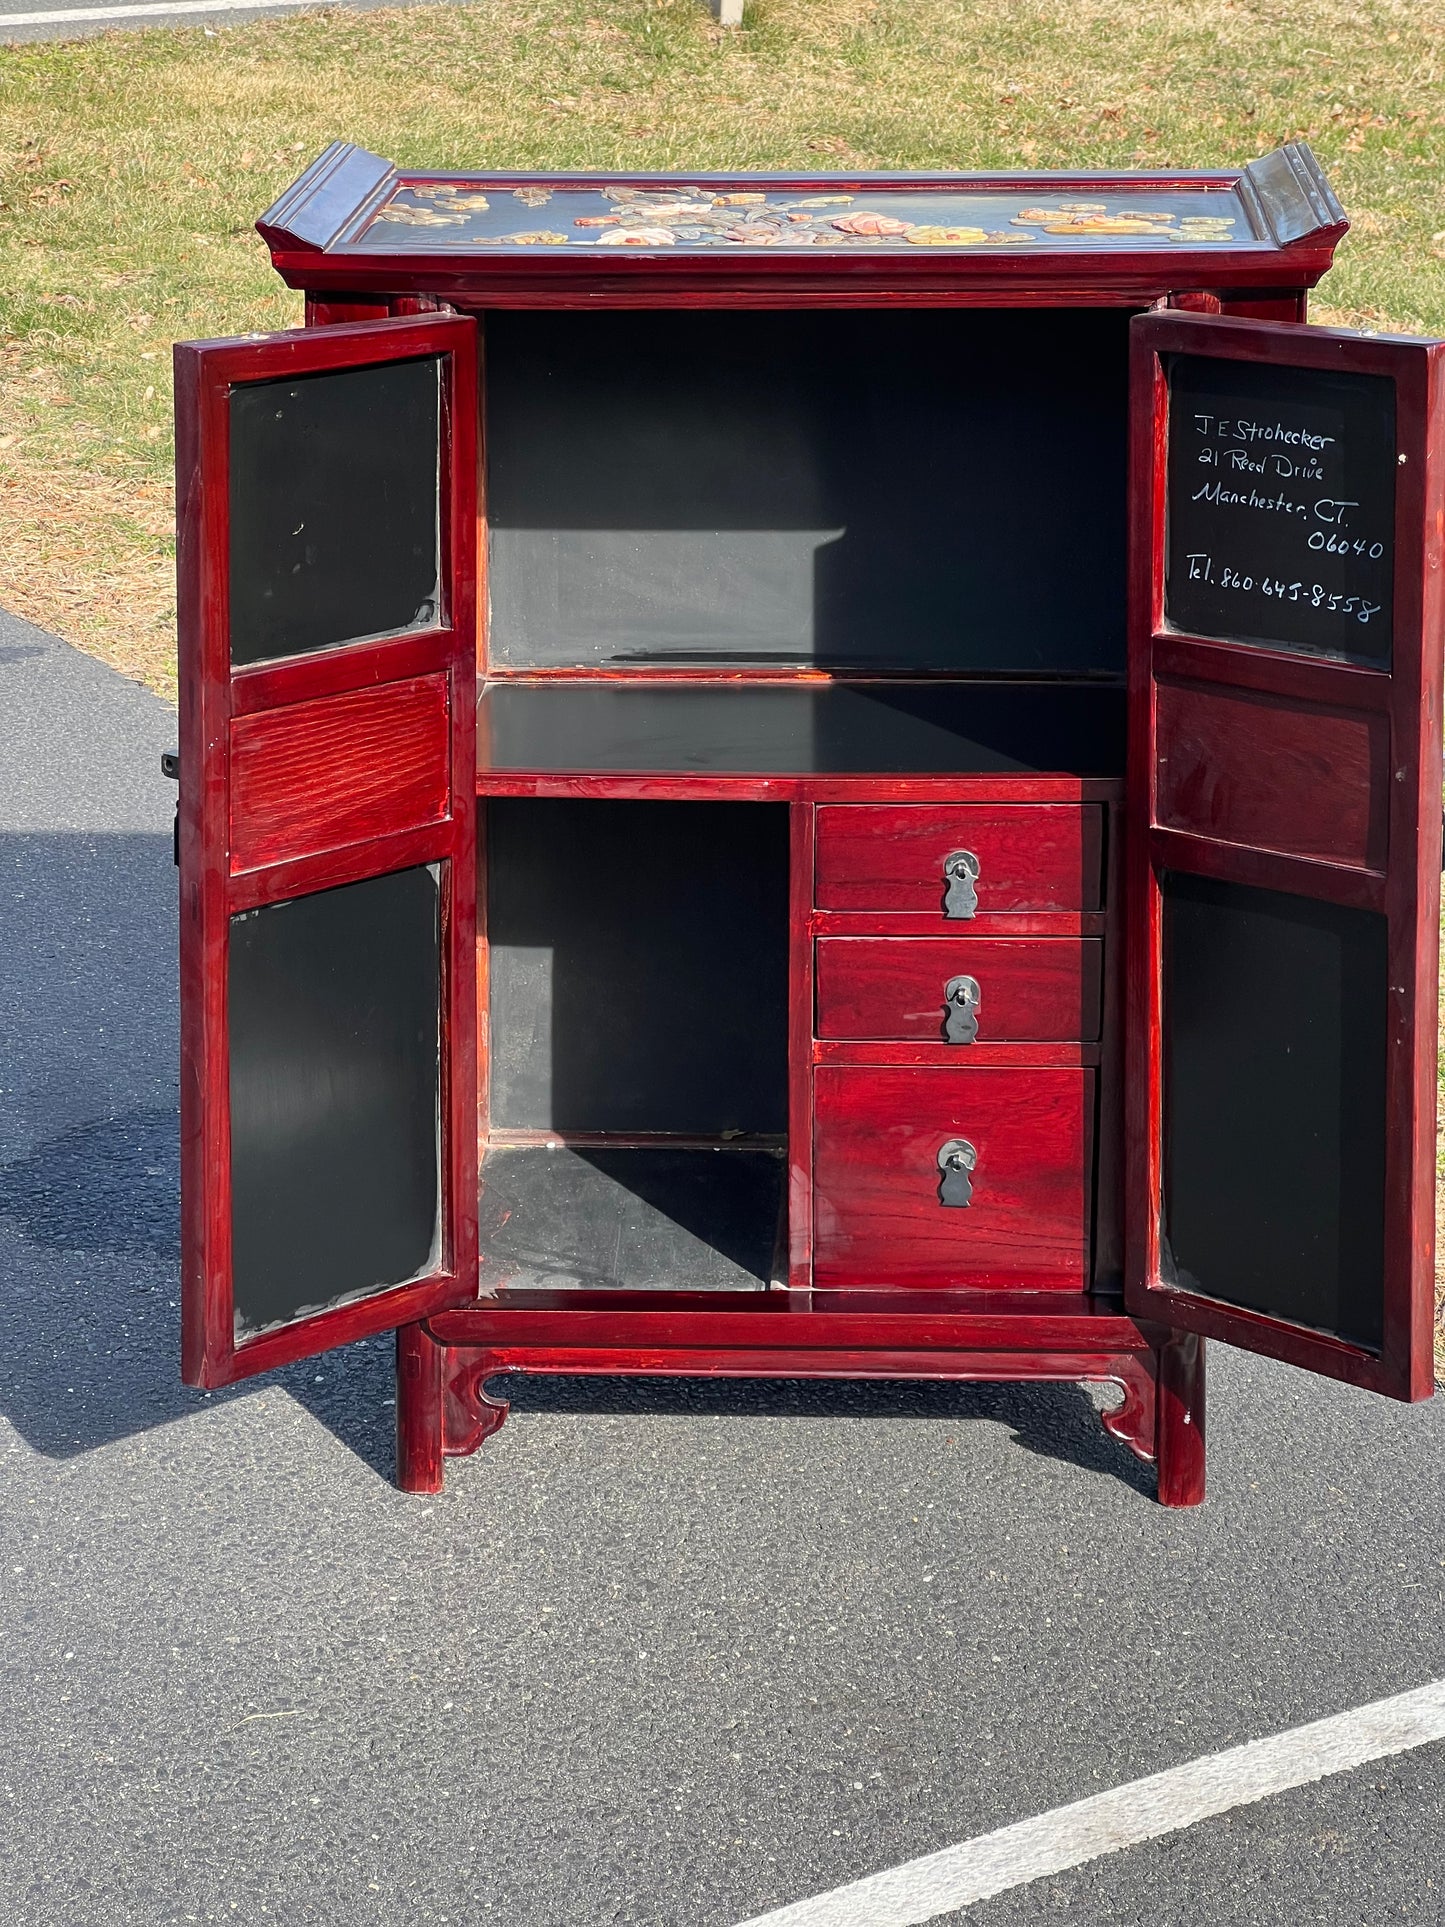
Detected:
left=171, top=142, right=1445, bottom=1502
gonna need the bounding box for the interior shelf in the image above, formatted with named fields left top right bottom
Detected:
left=477, top=681, right=1126, bottom=782
left=477, top=1143, right=786, bottom=1294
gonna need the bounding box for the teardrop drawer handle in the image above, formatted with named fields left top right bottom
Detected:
left=942, top=974, right=981, bottom=1044
left=937, top=1137, right=977, bottom=1207
left=942, top=850, right=979, bottom=919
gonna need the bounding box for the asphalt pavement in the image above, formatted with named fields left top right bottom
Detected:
left=2, top=603, right=1445, bottom=1926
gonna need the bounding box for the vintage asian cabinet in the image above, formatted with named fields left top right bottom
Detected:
left=171, top=143, right=1445, bottom=1502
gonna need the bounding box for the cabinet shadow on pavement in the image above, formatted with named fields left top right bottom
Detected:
left=0, top=829, right=1150, bottom=1499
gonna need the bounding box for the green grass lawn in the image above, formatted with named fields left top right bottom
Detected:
left=1, top=0, right=1443, bottom=693
left=3, top=0, right=1444, bottom=1359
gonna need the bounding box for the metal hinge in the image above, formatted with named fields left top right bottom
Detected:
left=162, top=750, right=180, bottom=866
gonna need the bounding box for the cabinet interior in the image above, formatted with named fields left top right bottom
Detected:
left=482, top=306, right=1132, bottom=678
left=472, top=305, right=1135, bottom=1296
left=481, top=798, right=792, bottom=1291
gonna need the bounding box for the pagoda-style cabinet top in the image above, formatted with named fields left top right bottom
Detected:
left=257, top=141, right=1347, bottom=303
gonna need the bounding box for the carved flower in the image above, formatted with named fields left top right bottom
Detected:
left=904, top=225, right=989, bottom=246
left=622, top=203, right=713, bottom=220
left=593, top=227, right=677, bottom=245
left=831, top=211, right=913, bottom=236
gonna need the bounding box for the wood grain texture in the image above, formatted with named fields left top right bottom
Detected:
left=812, top=1065, right=1094, bottom=1290
left=1146, top=822, right=1386, bottom=913
left=476, top=761, right=1123, bottom=808
left=1153, top=1327, right=1206, bottom=1507
left=305, top=295, right=391, bottom=328
left=787, top=802, right=816, bottom=1287
left=1092, top=799, right=1126, bottom=1293
left=1154, top=675, right=1388, bottom=872
left=815, top=937, right=1102, bottom=1044
left=271, top=257, right=1344, bottom=312
left=396, top=1321, right=445, bottom=1493
left=815, top=804, right=1103, bottom=914
left=428, top=1288, right=1146, bottom=1347
left=442, top=1350, right=511, bottom=1459
left=229, top=675, right=450, bottom=873
left=812, top=1040, right=1101, bottom=1068
left=812, top=910, right=1109, bottom=938
left=229, top=627, right=455, bottom=718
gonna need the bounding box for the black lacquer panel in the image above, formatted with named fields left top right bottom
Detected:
left=1164, top=354, right=1395, bottom=666
left=487, top=800, right=790, bottom=1134
left=486, top=309, right=1128, bottom=673
left=477, top=683, right=1127, bottom=777
left=477, top=1144, right=783, bottom=1292
left=1161, top=872, right=1386, bottom=1349
left=228, top=864, right=441, bottom=1336
left=229, top=356, right=442, bottom=666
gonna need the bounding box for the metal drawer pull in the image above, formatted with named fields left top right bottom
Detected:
left=937, top=1137, right=977, bottom=1208
left=942, top=974, right=981, bottom=1044
left=942, top=849, right=980, bottom=919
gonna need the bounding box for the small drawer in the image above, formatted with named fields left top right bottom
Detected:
left=815, top=937, right=1102, bottom=1044
left=813, top=1065, right=1092, bottom=1290
left=814, top=805, right=1103, bottom=916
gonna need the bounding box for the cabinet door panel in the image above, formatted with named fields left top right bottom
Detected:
left=1126, top=312, right=1444, bottom=1399
left=175, top=314, right=479, bottom=1388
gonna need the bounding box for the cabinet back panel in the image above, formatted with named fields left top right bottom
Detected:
left=487, top=799, right=790, bottom=1133
left=485, top=309, right=1129, bottom=673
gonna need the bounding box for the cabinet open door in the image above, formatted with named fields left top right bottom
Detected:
left=1125, top=311, right=1444, bottom=1398
left=174, top=313, right=479, bottom=1389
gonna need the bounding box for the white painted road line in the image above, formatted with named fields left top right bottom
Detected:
left=2, top=0, right=322, bottom=24
left=735, top=1677, right=1445, bottom=1927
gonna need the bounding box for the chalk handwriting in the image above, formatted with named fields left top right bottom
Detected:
left=1183, top=553, right=1380, bottom=623
left=1167, top=358, right=1394, bottom=659
left=1191, top=413, right=1336, bottom=450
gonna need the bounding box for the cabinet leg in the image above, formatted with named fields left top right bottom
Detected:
left=1155, top=1331, right=1206, bottom=1508
left=396, top=1322, right=445, bottom=1494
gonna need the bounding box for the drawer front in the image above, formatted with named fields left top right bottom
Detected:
left=814, top=805, right=1104, bottom=915
left=813, top=1066, right=1092, bottom=1289
left=815, top=937, right=1102, bottom=1043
